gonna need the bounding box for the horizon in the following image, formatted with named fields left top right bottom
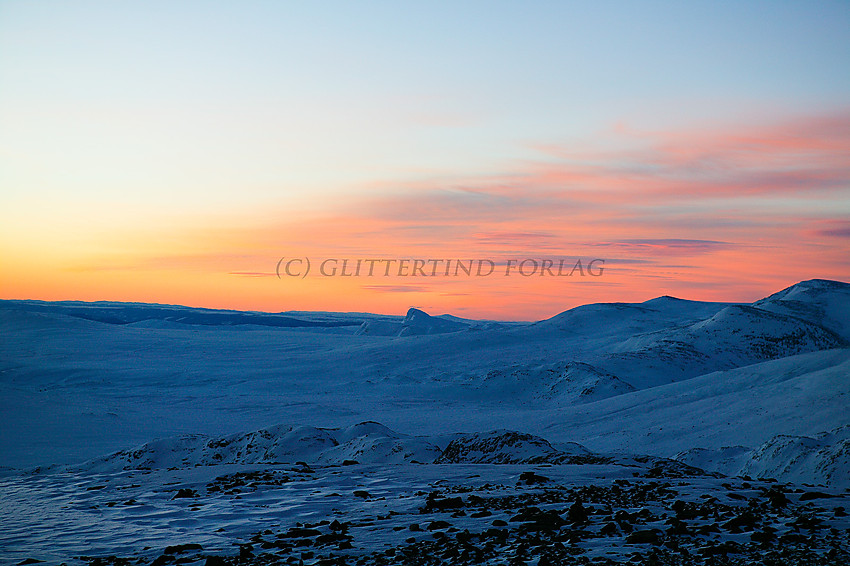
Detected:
left=2, top=276, right=845, bottom=323
left=2, top=2, right=849, bottom=320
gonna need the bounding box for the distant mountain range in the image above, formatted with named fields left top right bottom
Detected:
left=2, top=279, right=848, bottom=488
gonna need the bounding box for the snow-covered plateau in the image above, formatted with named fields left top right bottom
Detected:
left=1, top=279, right=848, bottom=565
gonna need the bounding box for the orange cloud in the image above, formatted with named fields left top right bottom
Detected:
left=4, top=111, right=848, bottom=319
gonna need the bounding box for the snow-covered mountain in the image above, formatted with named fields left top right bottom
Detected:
left=398, top=307, right=471, bottom=336
left=69, top=422, right=442, bottom=473
left=355, top=307, right=472, bottom=336
left=532, top=296, right=730, bottom=340
left=434, top=430, right=590, bottom=464
left=741, top=425, right=850, bottom=487
left=597, top=303, right=846, bottom=388
left=475, top=361, right=636, bottom=405
left=678, top=425, right=850, bottom=489
left=0, top=299, right=365, bottom=329
left=754, top=279, right=850, bottom=340
left=1, top=279, right=848, bottom=484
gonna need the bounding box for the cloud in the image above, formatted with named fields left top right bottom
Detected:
left=361, top=285, right=431, bottom=293
left=228, top=271, right=276, bottom=277
left=54, top=111, right=848, bottom=320
left=810, top=220, right=850, bottom=239
left=473, top=231, right=559, bottom=242
left=820, top=227, right=850, bottom=238
left=595, top=239, right=733, bottom=253
left=322, top=111, right=850, bottom=244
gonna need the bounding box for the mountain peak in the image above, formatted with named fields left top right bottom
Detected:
left=783, top=279, right=850, bottom=292
left=398, top=307, right=467, bottom=337
left=403, top=307, right=431, bottom=322
left=753, top=279, right=850, bottom=341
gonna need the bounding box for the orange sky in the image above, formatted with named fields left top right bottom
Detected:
left=3, top=113, right=848, bottom=320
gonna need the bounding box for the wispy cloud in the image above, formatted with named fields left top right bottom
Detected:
left=228, top=271, right=276, bottom=278
left=591, top=239, right=733, bottom=254
left=361, top=285, right=431, bottom=293
left=41, top=111, right=850, bottom=319
left=809, top=219, right=850, bottom=239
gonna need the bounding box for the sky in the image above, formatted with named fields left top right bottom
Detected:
left=1, top=1, right=849, bottom=320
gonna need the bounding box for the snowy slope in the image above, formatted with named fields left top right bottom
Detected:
left=475, top=361, right=635, bottom=405
left=354, top=319, right=404, bottom=336
left=71, top=422, right=442, bottom=473
left=544, top=348, right=850, bottom=461
left=530, top=298, right=730, bottom=343
left=754, top=279, right=850, bottom=341
left=741, top=426, right=850, bottom=487
left=598, top=304, right=845, bottom=389
left=69, top=424, right=606, bottom=473
left=679, top=426, right=850, bottom=488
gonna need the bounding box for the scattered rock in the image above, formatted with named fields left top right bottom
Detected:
left=519, top=471, right=550, bottom=485
left=626, top=529, right=661, bottom=545
left=171, top=489, right=197, bottom=500
left=162, top=544, right=202, bottom=555
left=799, top=491, right=836, bottom=501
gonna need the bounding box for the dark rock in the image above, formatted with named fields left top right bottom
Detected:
left=329, top=520, right=348, bottom=532
left=626, top=529, right=661, bottom=545
left=238, top=545, right=253, bottom=559
left=163, top=544, right=202, bottom=555
left=171, top=489, right=197, bottom=500
left=764, top=487, right=789, bottom=509
left=423, top=492, right=465, bottom=511
left=671, top=499, right=698, bottom=519
left=791, top=514, right=823, bottom=530
left=723, top=511, right=757, bottom=533
left=751, top=530, right=776, bottom=543
left=665, top=518, right=691, bottom=536
left=510, top=506, right=566, bottom=531
left=799, top=491, right=835, bottom=501
left=699, top=542, right=739, bottom=556
left=568, top=498, right=588, bottom=524
left=282, top=527, right=322, bottom=538
left=519, top=471, right=550, bottom=485
left=780, top=532, right=808, bottom=544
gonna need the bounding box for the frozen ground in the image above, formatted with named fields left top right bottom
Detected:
left=1, top=279, right=848, bottom=564
left=3, top=457, right=849, bottom=566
